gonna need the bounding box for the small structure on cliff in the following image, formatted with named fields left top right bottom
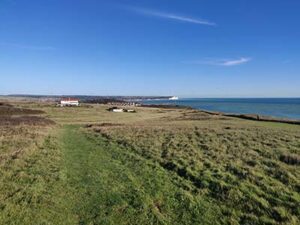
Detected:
left=60, top=98, right=80, bottom=107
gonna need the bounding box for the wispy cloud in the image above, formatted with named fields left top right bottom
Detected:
left=0, top=42, right=56, bottom=51
left=186, top=57, right=252, bottom=66
left=219, top=57, right=251, bottom=66
left=126, top=6, right=216, bottom=26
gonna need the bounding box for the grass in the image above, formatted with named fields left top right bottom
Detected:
left=60, top=125, right=222, bottom=225
left=86, top=110, right=300, bottom=224
left=0, top=101, right=299, bottom=224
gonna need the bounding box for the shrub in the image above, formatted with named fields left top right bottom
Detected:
left=279, top=154, right=300, bottom=165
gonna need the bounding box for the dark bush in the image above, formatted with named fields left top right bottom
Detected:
left=0, top=105, right=45, bottom=116
left=0, top=116, right=55, bottom=126
left=280, top=154, right=300, bottom=165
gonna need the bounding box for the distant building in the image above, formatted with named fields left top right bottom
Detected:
left=107, top=102, right=141, bottom=107
left=60, top=98, right=80, bottom=107
left=112, top=108, right=124, bottom=113
left=107, top=107, right=136, bottom=113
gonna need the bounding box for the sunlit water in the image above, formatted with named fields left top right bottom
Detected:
left=142, top=98, right=300, bottom=120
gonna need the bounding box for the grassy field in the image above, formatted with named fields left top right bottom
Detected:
left=0, top=100, right=299, bottom=224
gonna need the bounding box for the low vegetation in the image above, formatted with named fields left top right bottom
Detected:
left=87, top=110, right=300, bottom=224
left=0, top=100, right=299, bottom=224
left=280, top=153, right=300, bottom=165
left=0, top=102, right=44, bottom=116
left=0, top=103, right=60, bottom=224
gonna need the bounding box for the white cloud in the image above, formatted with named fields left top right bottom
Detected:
left=186, top=57, right=252, bottom=66
left=127, top=7, right=216, bottom=26
left=219, top=57, right=251, bottom=66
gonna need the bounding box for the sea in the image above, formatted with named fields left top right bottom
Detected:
left=142, top=98, right=300, bottom=120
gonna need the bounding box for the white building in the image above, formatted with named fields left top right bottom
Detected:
left=112, top=108, right=124, bottom=112
left=60, top=98, right=80, bottom=107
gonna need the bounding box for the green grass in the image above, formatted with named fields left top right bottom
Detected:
left=60, top=125, right=223, bottom=225
left=0, top=133, right=74, bottom=224
left=0, top=124, right=223, bottom=224
left=90, top=116, right=300, bottom=224
left=1, top=102, right=300, bottom=224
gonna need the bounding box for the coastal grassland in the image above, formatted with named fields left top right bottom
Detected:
left=43, top=104, right=185, bottom=124
left=0, top=104, right=68, bottom=224
left=59, top=125, right=222, bottom=224
left=87, top=110, right=300, bottom=225
left=0, top=101, right=299, bottom=224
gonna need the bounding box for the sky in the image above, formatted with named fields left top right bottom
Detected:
left=0, top=0, right=299, bottom=97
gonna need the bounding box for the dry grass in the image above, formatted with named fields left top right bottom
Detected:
left=0, top=102, right=44, bottom=116
left=0, top=103, right=55, bottom=157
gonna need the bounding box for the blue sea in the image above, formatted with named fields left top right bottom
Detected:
left=142, top=98, right=300, bottom=120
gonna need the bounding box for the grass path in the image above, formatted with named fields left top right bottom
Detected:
left=59, top=125, right=221, bottom=225
left=0, top=124, right=221, bottom=225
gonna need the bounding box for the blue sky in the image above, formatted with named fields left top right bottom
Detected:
left=0, top=0, right=299, bottom=97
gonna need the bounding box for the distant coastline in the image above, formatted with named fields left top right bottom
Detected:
left=142, top=98, right=300, bottom=122
left=1, top=95, right=300, bottom=123
left=2, top=95, right=173, bottom=101
left=141, top=103, right=300, bottom=125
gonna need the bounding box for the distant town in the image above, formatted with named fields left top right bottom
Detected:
left=2, top=95, right=174, bottom=102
